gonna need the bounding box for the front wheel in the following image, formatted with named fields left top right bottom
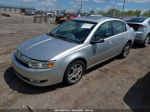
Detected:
left=63, top=60, right=85, bottom=85
left=120, top=42, right=131, bottom=58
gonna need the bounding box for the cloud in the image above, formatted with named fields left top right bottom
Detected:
left=84, top=0, right=105, bottom=3
left=96, top=7, right=103, bottom=10
left=106, top=5, right=114, bottom=9
left=116, top=2, right=123, bottom=6
left=69, top=0, right=105, bottom=9
left=69, top=0, right=80, bottom=8
left=70, top=0, right=105, bottom=4
left=69, top=1, right=74, bottom=5
left=23, top=0, right=36, bottom=2
left=38, top=0, right=57, bottom=6
left=127, top=0, right=150, bottom=3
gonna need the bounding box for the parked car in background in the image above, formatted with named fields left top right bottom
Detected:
left=12, top=16, right=135, bottom=87
left=46, top=12, right=53, bottom=17
left=126, top=17, right=150, bottom=47
left=25, top=11, right=35, bottom=16
left=35, top=10, right=45, bottom=15
left=55, top=13, right=78, bottom=23
left=46, top=11, right=57, bottom=17
left=81, top=13, right=91, bottom=17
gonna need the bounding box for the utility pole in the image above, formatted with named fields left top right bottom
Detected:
left=80, top=0, right=84, bottom=14
left=112, top=5, right=115, bottom=17
left=80, top=0, right=83, bottom=14
left=122, top=0, right=126, bottom=17
left=21, top=0, right=24, bottom=23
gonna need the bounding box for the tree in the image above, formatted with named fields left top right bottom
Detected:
left=123, top=10, right=141, bottom=17
left=113, top=9, right=121, bottom=17
left=135, top=10, right=141, bottom=17
left=142, top=10, right=150, bottom=17
left=106, top=9, right=114, bottom=16
left=90, top=10, right=95, bottom=15
left=98, top=11, right=106, bottom=16
left=106, top=9, right=121, bottom=17
left=126, top=10, right=135, bottom=16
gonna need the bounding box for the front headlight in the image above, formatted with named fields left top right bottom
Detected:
left=28, top=60, right=55, bottom=69
left=15, top=50, right=55, bottom=69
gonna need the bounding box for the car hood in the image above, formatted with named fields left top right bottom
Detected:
left=18, top=34, right=78, bottom=61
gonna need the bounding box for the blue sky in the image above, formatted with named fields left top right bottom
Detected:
left=0, top=0, right=150, bottom=12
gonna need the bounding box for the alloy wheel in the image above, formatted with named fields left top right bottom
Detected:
left=68, top=64, right=83, bottom=83
left=123, top=43, right=131, bottom=58
left=64, top=60, right=85, bottom=85
left=144, top=36, right=150, bottom=47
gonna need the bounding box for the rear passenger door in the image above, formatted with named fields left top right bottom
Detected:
left=111, top=20, right=128, bottom=54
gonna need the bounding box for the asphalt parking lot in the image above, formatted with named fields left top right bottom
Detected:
left=0, top=15, right=150, bottom=111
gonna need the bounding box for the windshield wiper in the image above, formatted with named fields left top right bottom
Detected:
left=48, top=32, right=65, bottom=40
left=58, top=35, right=79, bottom=43
left=47, top=32, right=58, bottom=38
left=48, top=32, right=79, bottom=44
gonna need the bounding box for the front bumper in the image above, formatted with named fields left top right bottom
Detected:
left=12, top=54, right=64, bottom=86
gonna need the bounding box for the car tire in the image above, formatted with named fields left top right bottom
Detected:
left=120, top=42, right=131, bottom=58
left=143, top=35, right=150, bottom=47
left=63, top=60, right=85, bottom=85
left=48, top=15, right=52, bottom=18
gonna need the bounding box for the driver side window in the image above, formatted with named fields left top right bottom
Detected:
left=94, top=21, right=112, bottom=40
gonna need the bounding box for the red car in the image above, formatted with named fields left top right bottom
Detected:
left=55, top=13, right=78, bottom=23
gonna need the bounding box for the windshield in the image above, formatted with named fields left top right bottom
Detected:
left=49, top=20, right=96, bottom=44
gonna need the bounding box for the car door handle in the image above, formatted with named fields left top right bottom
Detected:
left=109, top=41, right=112, bottom=44
left=123, top=35, right=127, bottom=38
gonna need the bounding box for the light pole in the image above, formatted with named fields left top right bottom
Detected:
left=122, top=0, right=126, bottom=17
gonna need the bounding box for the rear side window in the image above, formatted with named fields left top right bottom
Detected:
left=112, top=21, right=126, bottom=35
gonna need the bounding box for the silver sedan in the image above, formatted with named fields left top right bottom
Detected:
left=12, top=16, right=135, bottom=86
left=126, top=17, right=150, bottom=47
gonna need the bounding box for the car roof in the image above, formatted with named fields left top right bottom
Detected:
left=125, top=17, right=149, bottom=23
left=130, top=17, right=148, bottom=19
left=74, top=16, right=120, bottom=23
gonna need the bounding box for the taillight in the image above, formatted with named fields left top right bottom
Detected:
left=67, top=17, right=70, bottom=20
left=140, top=25, right=147, bottom=28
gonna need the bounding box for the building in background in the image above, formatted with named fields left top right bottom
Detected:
left=0, top=3, right=35, bottom=13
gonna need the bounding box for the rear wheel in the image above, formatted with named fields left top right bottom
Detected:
left=120, top=42, right=131, bottom=58
left=143, top=35, right=150, bottom=47
left=63, top=60, right=85, bottom=85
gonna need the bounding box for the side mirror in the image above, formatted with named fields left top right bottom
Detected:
left=90, top=38, right=105, bottom=44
